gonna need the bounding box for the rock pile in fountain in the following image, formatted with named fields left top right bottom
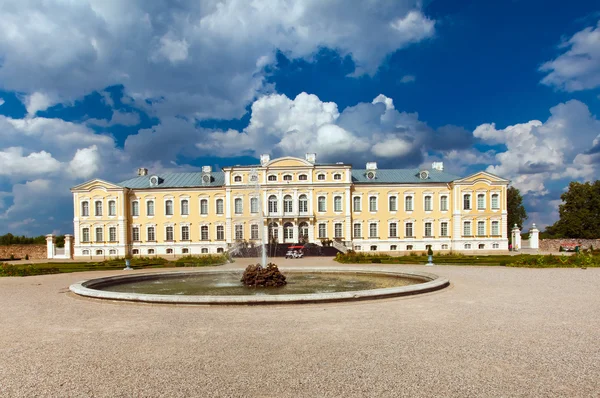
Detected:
left=241, top=263, right=287, bottom=287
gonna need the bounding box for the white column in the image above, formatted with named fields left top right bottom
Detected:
left=511, top=224, right=521, bottom=250
left=46, top=234, right=54, bottom=259
left=225, top=188, right=232, bottom=243
left=308, top=220, right=314, bottom=243
left=345, top=187, right=351, bottom=242
left=529, top=223, right=539, bottom=249
left=64, top=234, right=73, bottom=259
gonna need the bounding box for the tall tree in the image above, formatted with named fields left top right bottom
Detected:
left=507, top=186, right=527, bottom=239
left=545, top=181, right=600, bottom=238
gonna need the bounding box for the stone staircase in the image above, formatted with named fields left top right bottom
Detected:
left=332, top=240, right=349, bottom=254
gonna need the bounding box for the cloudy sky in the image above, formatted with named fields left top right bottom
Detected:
left=0, top=0, right=599, bottom=236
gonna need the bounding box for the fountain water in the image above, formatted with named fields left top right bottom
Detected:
left=250, top=168, right=268, bottom=268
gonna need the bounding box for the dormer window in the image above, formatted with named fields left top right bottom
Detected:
left=268, top=175, right=277, bottom=181
left=333, top=173, right=342, bottom=180
left=418, top=170, right=429, bottom=180
left=283, top=175, right=292, bottom=181
left=234, top=175, right=242, bottom=182
left=149, top=175, right=160, bottom=187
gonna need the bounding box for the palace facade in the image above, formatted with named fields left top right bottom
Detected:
left=71, top=154, right=509, bottom=258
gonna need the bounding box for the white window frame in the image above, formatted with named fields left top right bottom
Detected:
left=298, top=195, right=308, bottom=213
left=95, top=200, right=103, bottom=216
left=284, top=195, right=293, bottom=213
left=165, top=199, right=174, bottom=216
left=463, top=221, right=472, bottom=236
left=477, top=193, right=486, bottom=210
left=235, top=224, right=244, bottom=240
left=334, top=223, right=343, bottom=238
left=216, top=225, right=225, bottom=240
left=491, top=193, right=500, bottom=210
left=353, top=196, right=361, bottom=212
left=95, top=227, right=103, bottom=242
left=234, top=198, right=243, bottom=214
left=333, top=173, right=342, bottom=180
left=369, top=222, right=378, bottom=238
left=463, top=194, right=472, bottom=210
left=109, top=226, right=117, bottom=242
left=216, top=198, right=224, bottom=215
left=267, top=174, right=277, bottom=182
left=424, top=222, right=432, bottom=237
left=201, top=225, right=209, bottom=241
left=269, top=195, right=278, bottom=213
left=317, top=173, right=326, bottom=181
left=250, top=197, right=259, bottom=214
left=334, top=196, right=342, bottom=212
left=440, top=196, right=448, bottom=211
left=251, top=224, right=259, bottom=240
left=389, top=196, right=397, bottom=212
left=440, top=222, right=448, bottom=237
left=132, top=227, right=140, bottom=242
left=477, top=220, right=486, bottom=236
left=181, top=225, right=190, bottom=241
left=200, top=199, right=209, bottom=215
left=147, top=226, right=155, bottom=241
left=405, top=222, right=414, bottom=238
left=318, top=223, right=327, bottom=238
left=166, top=226, right=174, bottom=241
left=131, top=201, right=139, bottom=217
left=81, top=201, right=89, bottom=217
left=389, top=222, right=397, bottom=238
left=82, top=227, right=90, bottom=242
left=353, top=223, right=362, bottom=239
left=369, top=196, right=377, bottom=212
left=491, top=220, right=500, bottom=236
left=181, top=199, right=189, bottom=216
left=405, top=196, right=413, bottom=211
left=108, top=200, right=116, bottom=216
left=424, top=196, right=432, bottom=212
left=318, top=196, right=326, bottom=212
left=147, top=200, right=155, bottom=216
left=283, top=174, right=293, bottom=181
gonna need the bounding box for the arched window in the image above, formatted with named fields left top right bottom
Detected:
left=166, top=226, right=174, bottom=241
left=317, top=174, right=325, bottom=181
left=234, top=198, right=243, bottom=214
left=268, top=175, right=277, bottom=181
left=181, top=199, right=189, bottom=215
left=284, top=222, right=294, bottom=240
left=96, top=250, right=103, bottom=256
left=250, top=197, right=259, bottom=213
left=82, top=249, right=90, bottom=255
left=299, top=174, right=308, bottom=181
left=147, top=226, right=155, bottom=241
left=132, top=249, right=139, bottom=255
left=81, top=202, right=89, bottom=217
left=298, top=222, right=309, bottom=240
left=82, top=228, right=90, bottom=242
left=369, top=196, right=377, bottom=212
left=95, top=201, right=102, bottom=216
left=269, top=222, right=279, bottom=240
left=234, top=175, right=242, bottom=182
left=298, top=194, right=308, bottom=213
left=165, top=200, right=173, bottom=215
left=147, top=200, right=154, bottom=216
left=182, top=248, right=189, bottom=254
left=334, top=196, right=342, bottom=212
left=318, top=196, right=326, bottom=212
left=148, top=248, right=155, bottom=255
left=333, top=173, right=342, bottom=180
left=108, top=200, right=116, bottom=216
left=200, top=199, right=208, bottom=215
left=283, top=175, right=292, bottom=181
left=268, top=195, right=278, bottom=213
left=405, top=196, right=413, bottom=211
left=166, top=248, right=173, bottom=254
left=201, top=226, right=209, bottom=240
left=389, top=196, right=397, bottom=211
left=283, top=195, right=293, bottom=213
left=201, top=248, right=209, bottom=254
left=216, top=198, right=224, bottom=214
left=424, top=196, right=432, bottom=211
left=353, top=197, right=361, bottom=212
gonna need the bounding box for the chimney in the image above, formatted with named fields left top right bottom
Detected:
left=305, top=153, right=316, bottom=164
left=366, top=162, right=377, bottom=170
left=431, top=162, right=444, bottom=171
left=202, top=165, right=212, bottom=173
left=137, top=168, right=148, bottom=176
left=260, top=154, right=271, bottom=166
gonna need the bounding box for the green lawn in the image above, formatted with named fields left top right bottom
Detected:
left=0, top=255, right=228, bottom=277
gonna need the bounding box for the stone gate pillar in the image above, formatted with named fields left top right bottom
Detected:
left=46, top=234, right=55, bottom=259
left=529, top=224, right=539, bottom=250
left=511, top=224, right=521, bottom=251
left=64, top=234, right=73, bottom=259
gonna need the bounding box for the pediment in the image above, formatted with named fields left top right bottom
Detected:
left=71, top=179, right=123, bottom=192
left=454, top=171, right=509, bottom=185
left=265, top=156, right=313, bottom=168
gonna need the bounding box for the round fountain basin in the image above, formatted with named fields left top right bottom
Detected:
left=70, top=268, right=449, bottom=304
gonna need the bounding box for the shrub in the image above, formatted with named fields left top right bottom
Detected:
left=371, top=258, right=382, bottom=263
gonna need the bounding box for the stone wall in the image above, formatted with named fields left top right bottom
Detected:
left=539, top=239, right=600, bottom=252
left=0, top=244, right=47, bottom=260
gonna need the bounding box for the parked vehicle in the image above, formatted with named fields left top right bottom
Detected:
left=285, top=246, right=304, bottom=259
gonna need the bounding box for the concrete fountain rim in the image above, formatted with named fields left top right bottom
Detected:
left=69, top=267, right=449, bottom=305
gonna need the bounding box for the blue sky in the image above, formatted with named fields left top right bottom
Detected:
left=0, top=0, right=599, bottom=236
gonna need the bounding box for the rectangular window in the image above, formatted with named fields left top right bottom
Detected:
left=425, top=222, right=432, bottom=237
left=440, top=196, right=448, bottom=211
left=200, top=199, right=208, bottom=215
left=318, top=197, right=326, bottom=212
left=181, top=226, right=190, bottom=241
left=216, top=199, right=224, bottom=215
left=424, top=196, right=432, bottom=211
left=235, top=198, right=243, bottom=214
left=318, top=223, right=326, bottom=238
left=464, top=194, right=471, bottom=210
left=478, top=221, right=485, bottom=236
left=147, top=227, right=155, bottom=241
left=389, top=223, right=397, bottom=238
left=165, top=200, right=173, bottom=215
left=405, top=196, right=413, bottom=211
left=166, top=226, right=174, bottom=241
left=334, top=196, right=342, bottom=212
left=369, top=223, right=377, bottom=238
left=492, top=221, right=499, bottom=236
left=477, top=194, right=485, bottom=209
left=463, top=222, right=471, bottom=236
left=440, top=222, right=448, bottom=237
left=132, top=227, right=139, bottom=241
left=81, top=202, right=89, bottom=217
left=235, top=225, right=243, bottom=240
left=353, top=223, right=362, bottom=238
left=405, top=223, right=413, bottom=237
left=251, top=224, right=259, bottom=240
left=132, top=201, right=139, bottom=216
left=369, top=197, right=377, bottom=212
left=109, top=227, right=117, bottom=242
left=82, top=228, right=90, bottom=242
left=334, top=223, right=343, bottom=238
left=216, top=225, right=224, bottom=240
left=251, top=198, right=259, bottom=214
left=109, top=201, right=116, bottom=216
left=147, top=201, right=155, bottom=216
left=181, top=200, right=189, bottom=215
left=95, top=227, right=103, bottom=242
left=389, top=196, right=397, bottom=211
left=353, top=197, right=361, bottom=212
left=491, top=194, right=499, bottom=209
left=201, top=226, right=209, bottom=241
left=95, top=201, right=103, bottom=216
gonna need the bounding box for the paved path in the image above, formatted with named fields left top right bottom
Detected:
left=1, top=258, right=599, bottom=397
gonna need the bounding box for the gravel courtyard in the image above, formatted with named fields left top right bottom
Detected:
left=1, top=257, right=599, bottom=397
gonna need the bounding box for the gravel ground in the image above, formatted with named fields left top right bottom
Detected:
left=1, top=257, right=599, bottom=397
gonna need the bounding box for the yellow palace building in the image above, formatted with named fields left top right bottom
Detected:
left=71, top=154, right=509, bottom=258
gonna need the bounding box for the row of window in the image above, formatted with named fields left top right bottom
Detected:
left=81, top=200, right=117, bottom=217
left=355, top=243, right=501, bottom=251
left=81, top=247, right=223, bottom=256
left=234, top=173, right=344, bottom=183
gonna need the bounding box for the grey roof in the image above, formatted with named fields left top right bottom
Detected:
left=352, top=169, right=461, bottom=184
left=118, top=172, right=225, bottom=189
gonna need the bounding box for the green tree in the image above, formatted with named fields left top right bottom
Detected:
left=507, top=186, right=527, bottom=239
left=545, top=181, right=600, bottom=238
